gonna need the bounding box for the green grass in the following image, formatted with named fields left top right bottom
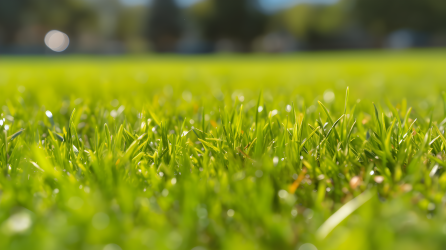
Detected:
left=1, top=50, right=446, bottom=250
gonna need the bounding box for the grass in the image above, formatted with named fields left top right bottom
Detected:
left=1, top=50, right=446, bottom=250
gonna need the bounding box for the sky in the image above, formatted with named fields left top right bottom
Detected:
left=119, top=0, right=338, bottom=10
left=258, top=0, right=338, bottom=12
left=118, top=0, right=201, bottom=7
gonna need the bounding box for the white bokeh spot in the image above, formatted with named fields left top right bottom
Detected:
left=44, top=30, right=70, bottom=52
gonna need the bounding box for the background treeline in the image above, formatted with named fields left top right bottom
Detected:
left=1, top=0, right=446, bottom=53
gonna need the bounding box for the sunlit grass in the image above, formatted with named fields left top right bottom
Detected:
left=1, top=51, right=446, bottom=250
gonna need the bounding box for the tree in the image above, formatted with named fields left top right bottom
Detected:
left=191, top=0, right=267, bottom=51
left=0, top=0, right=97, bottom=46
left=0, top=0, right=31, bottom=45
left=147, top=0, right=183, bottom=52
left=351, top=0, right=446, bottom=36
left=270, top=1, right=349, bottom=50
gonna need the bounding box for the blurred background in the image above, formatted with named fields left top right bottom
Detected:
left=1, top=0, right=446, bottom=54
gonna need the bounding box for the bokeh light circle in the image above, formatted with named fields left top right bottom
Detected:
left=44, top=30, right=69, bottom=52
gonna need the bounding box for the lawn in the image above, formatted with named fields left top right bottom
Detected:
left=1, top=50, right=446, bottom=250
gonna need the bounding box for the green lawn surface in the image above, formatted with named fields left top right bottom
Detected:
left=1, top=50, right=446, bottom=250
